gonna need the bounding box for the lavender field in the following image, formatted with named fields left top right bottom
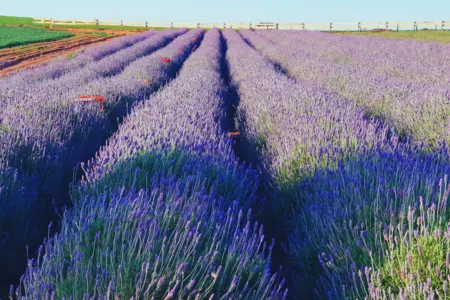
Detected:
left=1, top=27, right=450, bottom=299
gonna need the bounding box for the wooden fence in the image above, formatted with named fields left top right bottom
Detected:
left=34, top=18, right=450, bottom=31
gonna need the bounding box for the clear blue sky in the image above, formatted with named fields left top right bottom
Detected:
left=2, top=0, right=449, bottom=23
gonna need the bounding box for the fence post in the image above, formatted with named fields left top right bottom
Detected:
left=358, top=22, right=361, bottom=31
left=386, top=21, right=389, bottom=30
left=329, top=22, right=333, bottom=31
left=50, top=18, right=53, bottom=29
left=223, top=23, right=226, bottom=29
left=95, top=19, right=99, bottom=30
left=120, top=20, right=123, bottom=28
left=414, top=21, right=417, bottom=31
left=302, top=23, right=305, bottom=30
left=397, top=24, right=399, bottom=32
left=171, top=22, right=173, bottom=29
left=145, top=21, right=148, bottom=28
left=276, top=23, right=279, bottom=30
left=442, top=20, right=445, bottom=30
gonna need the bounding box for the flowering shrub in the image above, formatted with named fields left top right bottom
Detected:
left=4, top=24, right=450, bottom=300
left=17, top=29, right=286, bottom=299
left=0, top=30, right=156, bottom=104
left=292, top=147, right=450, bottom=298
left=240, top=29, right=450, bottom=148
left=0, top=28, right=202, bottom=292
left=223, top=28, right=392, bottom=196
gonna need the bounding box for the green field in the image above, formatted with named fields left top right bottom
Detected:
left=0, top=25, right=74, bottom=49
left=0, top=15, right=160, bottom=31
left=338, top=30, right=450, bottom=43
left=0, top=15, right=36, bottom=25
left=47, top=24, right=157, bottom=30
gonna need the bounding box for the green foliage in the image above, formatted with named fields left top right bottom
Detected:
left=0, top=15, right=35, bottom=25
left=0, top=25, right=74, bottom=49
left=66, top=53, right=76, bottom=60
left=380, top=231, right=449, bottom=295
left=254, top=134, right=268, bottom=153
left=0, top=15, right=165, bottom=31
left=1, top=123, right=11, bottom=133
left=294, top=148, right=450, bottom=298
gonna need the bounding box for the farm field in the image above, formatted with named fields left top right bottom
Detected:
left=0, top=16, right=166, bottom=76
left=0, top=15, right=39, bottom=26
left=338, top=29, right=450, bottom=43
left=1, top=26, right=450, bottom=300
left=0, top=15, right=160, bottom=31
left=0, top=32, right=122, bottom=76
left=0, top=26, right=74, bottom=49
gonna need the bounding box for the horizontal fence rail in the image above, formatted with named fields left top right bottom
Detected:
left=34, top=18, right=450, bottom=31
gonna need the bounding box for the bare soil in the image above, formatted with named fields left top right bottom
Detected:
left=0, top=32, right=126, bottom=76
left=61, top=27, right=147, bottom=35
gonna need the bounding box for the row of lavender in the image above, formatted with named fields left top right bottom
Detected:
left=263, top=30, right=450, bottom=87
left=0, top=30, right=155, bottom=102
left=0, top=30, right=154, bottom=291
left=4, top=26, right=447, bottom=299
left=234, top=30, right=450, bottom=297
left=0, top=28, right=205, bottom=293
left=0, top=29, right=179, bottom=115
left=223, top=29, right=393, bottom=196
left=1, top=29, right=160, bottom=288
left=222, top=28, right=387, bottom=297
left=240, top=29, right=450, bottom=148
left=0, top=29, right=158, bottom=231
left=16, top=29, right=287, bottom=299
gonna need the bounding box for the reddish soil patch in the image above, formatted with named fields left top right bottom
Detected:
left=62, top=27, right=147, bottom=35
left=0, top=33, right=124, bottom=76
left=18, top=24, right=147, bottom=36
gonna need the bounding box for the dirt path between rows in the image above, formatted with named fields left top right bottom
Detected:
left=0, top=33, right=125, bottom=76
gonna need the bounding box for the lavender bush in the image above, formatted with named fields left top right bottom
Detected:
left=0, top=168, right=39, bottom=293
left=17, top=29, right=286, bottom=299
left=223, top=29, right=393, bottom=192
left=223, top=29, right=403, bottom=298
left=0, top=28, right=196, bottom=199
left=0, top=169, right=38, bottom=243
left=0, top=29, right=185, bottom=115
left=0, top=28, right=202, bottom=295
left=21, top=187, right=285, bottom=299
left=0, top=30, right=155, bottom=96
left=259, top=30, right=450, bottom=87
left=236, top=30, right=450, bottom=298
left=4, top=26, right=449, bottom=300
left=240, top=30, right=450, bottom=148
left=290, top=145, right=450, bottom=298
left=77, top=28, right=257, bottom=210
